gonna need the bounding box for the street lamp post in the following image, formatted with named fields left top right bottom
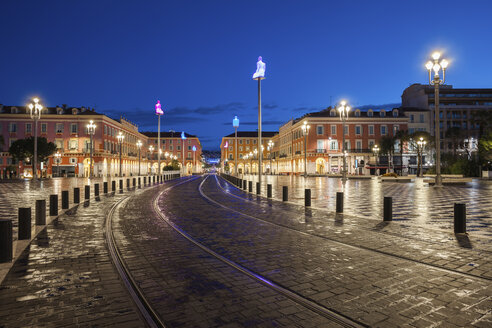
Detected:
left=136, top=140, right=142, bottom=176
left=426, top=52, right=449, bottom=187
left=117, top=132, right=124, bottom=177
left=268, top=139, right=273, bottom=175
left=155, top=100, right=163, bottom=178
left=28, top=97, right=43, bottom=180
left=192, top=146, right=196, bottom=173
left=87, top=120, right=96, bottom=178
left=54, top=152, right=61, bottom=177
left=372, top=145, right=379, bottom=176
left=338, top=101, right=351, bottom=182
left=253, top=56, right=266, bottom=192
left=148, top=145, right=154, bottom=175
left=301, top=121, right=311, bottom=177
left=417, top=137, right=427, bottom=177
left=233, top=116, right=239, bottom=176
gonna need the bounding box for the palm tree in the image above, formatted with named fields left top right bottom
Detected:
left=395, top=129, right=410, bottom=175
left=380, top=135, right=396, bottom=173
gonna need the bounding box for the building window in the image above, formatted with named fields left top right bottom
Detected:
left=69, top=140, right=78, bottom=150
left=188, top=145, right=191, bottom=150
left=393, top=109, right=398, bottom=117
left=170, top=145, right=173, bottom=150
left=330, top=109, right=336, bottom=117
left=368, top=110, right=373, bottom=117
left=104, top=125, right=107, bottom=135
left=229, top=154, right=233, bottom=160
left=239, top=140, right=243, bottom=144
left=380, top=110, right=386, bottom=117
left=70, top=158, right=77, bottom=164
left=41, top=123, right=47, bottom=133
left=253, top=140, right=257, bottom=144
left=26, top=123, right=32, bottom=133
left=355, top=125, right=361, bottom=135
left=355, top=110, right=360, bottom=117
left=317, top=125, right=324, bottom=135
left=239, top=146, right=243, bottom=151
left=246, top=146, right=250, bottom=151
left=55, top=140, right=63, bottom=150
left=71, top=123, right=78, bottom=134
left=188, top=152, right=191, bottom=158
left=331, top=125, right=336, bottom=135
left=393, top=125, right=399, bottom=135
left=419, top=114, right=425, bottom=123
left=344, top=126, right=348, bottom=135
left=56, top=123, right=64, bottom=133
left=369, top=140, right=375, bottom=148
left=410, top=114, right=414, bottom=123
left=344, top=141, right=351, bottom=151
left=229, top=146, right=233, bottom=151
left=381, top=125, right=387, bottom=135
left=356, top=140, right=362, bottom=150
left=246, top=140, right=250, bottom=144
left=369, top=125, right=374, bottom=135
left=9, top=123, right=17, bottom=133
left=177, top=145, right=181, bottom=150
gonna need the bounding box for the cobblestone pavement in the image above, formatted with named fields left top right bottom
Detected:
left=112, top=178, right=342, bottom=327
left=239, top=174, right=492, bottom=237
left=158, top=175, right=491, bottom=327
left=0, top=177, right=122, bottom=240
left=0, top=191, right=144, bottom=327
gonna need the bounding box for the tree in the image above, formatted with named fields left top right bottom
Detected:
left=479, top=131, right=492, bottom=169
left=163, top=159, right=180, bottom=171
left=445, top=127, right=463, bottom=156
left=9, top=137, right=57, bottom=166
left=408, top=131, right=433, bottom=177
left=380, top=135, right=396, bottom=173
left=395, top=129, right=410, bottom=175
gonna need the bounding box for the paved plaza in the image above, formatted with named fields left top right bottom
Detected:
left=0, top=174, right=491, bottom=327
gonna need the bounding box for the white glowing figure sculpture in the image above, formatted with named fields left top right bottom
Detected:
left=224, top=141, right=229, bottom=148
left=181, top=131, right=187, bottom=140
left=252, top=56, right=266, bottom=79
left=155, top=100, right=163, bottom=115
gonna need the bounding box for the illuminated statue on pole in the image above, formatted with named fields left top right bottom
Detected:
left=252, top=56, right=266, bottom=79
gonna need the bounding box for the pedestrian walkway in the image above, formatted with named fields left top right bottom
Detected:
left=0, top=189, right=144, bottom=327
left=157, top=175, right=491, bottom=327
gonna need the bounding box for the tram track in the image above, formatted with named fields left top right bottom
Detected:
left=152, top=174, right=365, bottom=328
left=201, top=174, right=492, bottom=282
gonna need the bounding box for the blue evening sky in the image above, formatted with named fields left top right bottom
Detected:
left=1, top=0, right=492, bottom=149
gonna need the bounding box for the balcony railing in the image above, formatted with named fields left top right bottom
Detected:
left=316, top=149, right=327, bottom=153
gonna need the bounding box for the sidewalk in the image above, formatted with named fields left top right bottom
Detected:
left=0, top=190, right=143, bottom=327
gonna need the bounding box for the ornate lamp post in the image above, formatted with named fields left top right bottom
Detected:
left=181, top=131, right=186, bottom=173
left=372, top=145, right=379, bottom=176
left=148, top=145, right=154, bottom=174
left=268, top=139, right=273, bottom=175
left=233, top=116, right=239, bottom=176
left=301, top=121, right=311, bottom=177
left=54, top=152, right=61, bottom=177
left=426, top=52, right=449, bottom=187
left=155, top=100, right=163, bottom=178
left=136, top=140, right=142, bottom=176
left=338, top=101, right=351, bottom=182
left=417, top=137, right=427, bottom=177
left=27, top=97, right=43, bottom=180
left=252, top=56, right=266, bottom=191
left=87, top=120, right=96, bottom=178
left=117, top=132, right=124, bottom=177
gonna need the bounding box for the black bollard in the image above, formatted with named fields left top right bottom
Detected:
left=267, top=184, right=272, bottom=198
left=454, top=203, right=466, bottom=233
left=104, top=182, right=108, bottom=194
left=133, top=178, right=136, bottom=188
left=126, top=178, right=130, bottom=189
left=138, top=177, right=141, bottom=188
left=74, top=188, right=80, bottom=204
left=256, top=182, right=260, bottom=195
left=248, top=181, right=252, bottom=193
left=112, top=180, right=116, bottom=192
left=0, top=219, right=12, bottom=262
left=305, top=189, right=311, bottom=207
left=95, top=183, right=100, bottom=197
left=85, top=185, right=90, bottom=200
left=336, top=192, right=343, bottom=213
left=119, top=179, right=123, bottom=191
left=153, top=176, right=155, bottom=184
left=35, top=199, right=46, bottom=225
left=144, top=176, right=147, bottom=185
left=50, top=194, right=58, bottom=216
left=18, top=208, right=31, bottom=240
left=383, top=197, right=392, bottom=221
left=282, top=186, right=288, bottom=202
left=62, top=190, right=69, bottom=209
left=243, top=180, right=247, bottom=190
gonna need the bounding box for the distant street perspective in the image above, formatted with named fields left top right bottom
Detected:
left=2, top=1, right=492, bottom=327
